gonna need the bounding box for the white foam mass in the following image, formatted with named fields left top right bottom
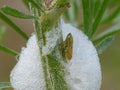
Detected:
left=10, top=34, right=46, bottom=90
left=10, top=21, right=101, bottom=90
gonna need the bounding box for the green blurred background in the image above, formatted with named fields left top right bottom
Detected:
left=0, top=1, right=120, bottom=90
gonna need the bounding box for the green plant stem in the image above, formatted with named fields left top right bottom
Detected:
left=30, top=0, right=69, bottom=89
left=32, top=10, right=68, bottom=90
left=0, top=45, right=19, bottom=57
left=0, top=12, right=28, bottom=40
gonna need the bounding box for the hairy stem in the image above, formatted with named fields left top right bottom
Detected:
left=29, top=0, right=69, bottom=89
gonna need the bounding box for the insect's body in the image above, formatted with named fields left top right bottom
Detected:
left=62, top=33, right=73, bottom=61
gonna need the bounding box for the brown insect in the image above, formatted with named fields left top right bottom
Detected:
left=63, top=33, right=73, bottom=60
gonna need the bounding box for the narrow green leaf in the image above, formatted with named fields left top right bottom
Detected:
left=102, top=6, right=120, bottom=23
left=94, top=0, right=102, bottom=18
left=0, top=44, right=19, bottom=57
left=64, top=10, right=70, bottom=21
left=82, top=0, right=94, bottom=38
left=0, top=82, right=12, bottom=90
left=25, top=0, right=44, bottom=12
left=82, top=0, right=90, bottom=37
left=72, top=0, right=80, bottom=21
left=89, top=0, right=94, bottom=37
left=0, top=12, right=28, bottom=40
left=91, top=0, right=110, bottom=36
left=0, top=26, right=6, bottom=42
left=73, top=1, right=80, bottom=13
left=92, top=28, right=120, bottom=44
left=109, top=0, right=120, bottom=7
left=96, top=36, right=114, bottom=54
left=1, top=6, right=37, bottom=19
left=22, top=0, right=30, bottom=10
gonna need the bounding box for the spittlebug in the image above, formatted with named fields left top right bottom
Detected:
left=63, top=33, right=73, bottom=60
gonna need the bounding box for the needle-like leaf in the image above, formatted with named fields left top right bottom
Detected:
left=92, top=28, right=120, bottom=44
left=102, top=6, right=120, bottom=23
left=0, top=82, right=12, bottom=90
left=25, top=0, right=44, bottom=12
left=0, top=44, right=19, bottom=57
left=1, top=6, right=37, bottom=19
left=22, top=0, right=30, bottom=10
left=0, top=26, right=6, bottom=42
left=82, top=0, right=94, bottom=38
left=96, top=36, right=114, bottom=54
left=93, top=0, right=102, bottom=18
left=0, top=12, right=28, bottom=40
left=91, top=0, right=110, bottom=36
